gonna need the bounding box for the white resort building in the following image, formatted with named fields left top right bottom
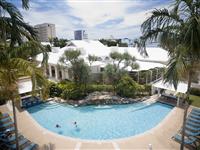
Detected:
left=36, top=40, right=169, bottom=82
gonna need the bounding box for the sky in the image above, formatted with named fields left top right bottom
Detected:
left=11, top=0, right=172, bottom=40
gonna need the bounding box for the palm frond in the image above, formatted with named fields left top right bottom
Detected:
left=164, top=45, right=187, bottom=89
left=0, top=0, right=23, bottom=20
left=21, top=0, right=29, bottom=10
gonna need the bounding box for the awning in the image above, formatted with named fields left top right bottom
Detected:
left=18, top=78, right=32, bottom=94
left=152, top=80, right=188, bottom=94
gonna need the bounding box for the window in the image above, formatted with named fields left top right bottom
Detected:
left=59, top=70, right=62, bottom=79
left=100, top=67, right=104, bottom=72
left=46, top=67, right=49, bottom=76
left=51, top=66, right=55, bottom=77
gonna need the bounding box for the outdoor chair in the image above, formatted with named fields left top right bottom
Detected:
left=172, top=134, right=197, bottom=148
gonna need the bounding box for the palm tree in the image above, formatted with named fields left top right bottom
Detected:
left=21, top=0, right=30, bottom=9
left=88, top=54, right=98, bottom=66
left=0, top=46, right=47, bottom=149
left=135, top=0, right=200, bottom=149
left=0, top=1, right=48, bottom=149
left=0, top=0, right=36, bottom=47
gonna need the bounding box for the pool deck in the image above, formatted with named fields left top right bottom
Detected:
left=0, top=96, right=187, bottom=150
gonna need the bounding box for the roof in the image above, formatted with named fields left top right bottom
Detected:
left=36, top=40, right=169, bottom=71
left=41, top=42, right=52, bottom=46
left=131, top=61, right=165, bottom=71
left=116, top=47, right=169, bottom=63
left=70, top=40, right=110, bottom=57
left=152, top=80, right=188, bottom=94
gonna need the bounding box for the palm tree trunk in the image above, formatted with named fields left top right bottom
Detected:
left=180, top=71, right=192, bottom=150
left=11, top=99, right=19, bottom=150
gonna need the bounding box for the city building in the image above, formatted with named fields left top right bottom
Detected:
left=74, top=30, right=88, bottom=40
left=34, top=23, right=56, bottom=42
left=122, top=38, right=133, bottom=47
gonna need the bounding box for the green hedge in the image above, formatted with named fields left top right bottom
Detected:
left=86, top=84, right=114, bottom=93
left=49, top=81, right=114, bottom=100
left=61, top=88, right=86, bottom=100
left=116, top=75, right=142, bottom=98
left=49, top=82, right=62, bottom=97
left=144, top=84, right=152, bottom=95
left=49, top=79, right=151, bottom=100
left=190, top=87, right=200, bottom=96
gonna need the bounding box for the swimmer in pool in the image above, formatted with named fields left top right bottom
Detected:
left=56, top=124, right=61, bottom=128
left=73, top=121, right=77, bottom=128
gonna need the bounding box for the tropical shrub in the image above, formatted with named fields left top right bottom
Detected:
left=190, top=88, right=200, bottom=96
left=86, top=84, right=114, bottom=93
left=61, top=87, right=86, bottom=100
left=116, top=75, right=141, bottom=98
left=144, top=84, right=152, bottom=95
left=0, top=96, right=7, bottom=105
left=49, top=82, right=62, bottom=97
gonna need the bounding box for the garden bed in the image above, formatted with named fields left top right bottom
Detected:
left=56, top=91, right=150, bottom=106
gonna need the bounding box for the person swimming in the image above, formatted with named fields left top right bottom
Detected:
left=73, top=121, right=77, bottom=128
left=56, top=124, right=61, bottom=128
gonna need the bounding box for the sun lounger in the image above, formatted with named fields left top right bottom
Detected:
left=6, top=138, right=29, bottom=149
left=172, top=134, right=197, bottom=146
left=189, top=113, right=200, bottom=119
left=0, top=116, right=11, bottom=123
left=0, top=126, right=15, bottom=135
left=192, top=108, right=200, bottom=113
left=0, top=113, right=9, bottom=119
left=185, top=129, right=200, bottom=136
left=0, top=134, right=22, bottom=143
left=0, top=122, right=13, bottom=128
left=191, top=110, right=200, bottom=115
left=186, top=120, right=199, bottom=127
left=188, top=116, right=200, bottom=124
left=23, top=143, right=38, bottom=150
left=186, top=124, right=200, bottom=131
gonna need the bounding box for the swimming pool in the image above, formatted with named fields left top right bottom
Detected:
left=27, top=102, right=173, bottom=140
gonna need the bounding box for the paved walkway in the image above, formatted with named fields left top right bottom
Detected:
left=0, top=99, right=185, bottom=150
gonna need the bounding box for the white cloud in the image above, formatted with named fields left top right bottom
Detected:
left=20, top=1, right=171, bottom=39
left=66, top=0, right=143, bottom=27
left=21, top=2, right=75, bottom=38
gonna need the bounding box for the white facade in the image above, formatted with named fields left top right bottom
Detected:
left=34, top=23, right=56, bottom=42
left=36, top=40, right=169, bottom=82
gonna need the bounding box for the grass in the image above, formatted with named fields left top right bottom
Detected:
left=189, top=95, right=200, bottom=107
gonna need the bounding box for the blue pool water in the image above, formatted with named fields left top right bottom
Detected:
left=27, top=102, right=173, bottom=140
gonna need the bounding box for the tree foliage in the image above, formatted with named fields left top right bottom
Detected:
left=135, top=1, right=200, bottom=149
left=0, top=0, right=38, bottom=47
left=134, top=0, right=200, bottom=89
left=104, top=51, right=139, bottom=90
left=116, top=75, right=143, bottom=98
left=50, top=37, right=68, bottom=48
left=99, top=39, right=128, bottom=47
left=88, top=54, right=99, bottom=66
left=59, top=49, right=90, bottom=86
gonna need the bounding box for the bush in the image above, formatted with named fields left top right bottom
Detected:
left=61, top=87, right=86, bottom=100
left=116, top=75, right=141, bottom=98
left=49, top=81, right=114, bottom=100
left=144, top=84, right=152, bottom=95
left=0, top=97, right=7, bottom=105
left=86, top=84, right=114, bottom=93
left=190, top=87, right=200, bottom=96
left=49, top=82, right=62, bottom=97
